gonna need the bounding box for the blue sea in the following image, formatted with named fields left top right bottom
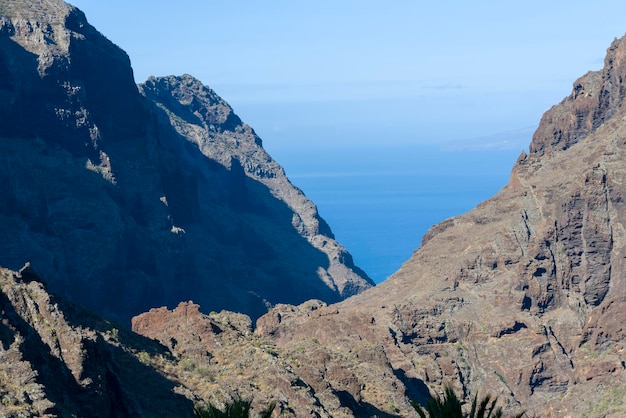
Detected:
left=268, top=143, right=523, bottom=283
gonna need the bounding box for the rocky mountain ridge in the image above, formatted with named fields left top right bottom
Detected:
left=2, top=1, right=626, bottom=417
left=0, top=0, right=372, bottom=323
left=247, top=35, right=626, bottom=417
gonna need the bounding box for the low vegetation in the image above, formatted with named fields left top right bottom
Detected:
left=193, top=398, right=276, bottom=418
left=411, top=385, right=524, bottom=418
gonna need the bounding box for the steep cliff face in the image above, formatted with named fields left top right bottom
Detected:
left=250, top=37, right=626, bottom=417
left=139, top=75, right=372, bottom=299
left=0, top=0, right=372, bottom=323
left=530, top=36, right=626, bottom=154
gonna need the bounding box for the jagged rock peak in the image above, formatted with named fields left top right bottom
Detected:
left=142, top=74, right=245, bottom=135
left=0, top=0, right=74, bottom=31
left=0, top=0, right=73, bottom=16
left=530, top=33, right=626, bottom=154
left=0, top=0, right=144, bottom=154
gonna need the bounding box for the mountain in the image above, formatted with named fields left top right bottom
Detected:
left=0, top=0, right=373, bottom=323
left=252, top=35, right=626, bottom=417
left=3, top=1, right=626, bottom=417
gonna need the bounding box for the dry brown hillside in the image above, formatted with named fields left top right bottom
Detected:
left=251, top=35, right=626, bottom=417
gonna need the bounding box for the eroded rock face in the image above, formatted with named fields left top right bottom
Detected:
left=530, top=36, right=626, bottom=155
left=252, top=36, right=626, bottom=417
left=0, top=0, right=372, bottom=323
left=0, top=265, right=385, bottom=418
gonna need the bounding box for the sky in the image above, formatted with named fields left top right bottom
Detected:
left=67, top=1, right=626, bottom=281
left=68, top=1, right=626, bottom=150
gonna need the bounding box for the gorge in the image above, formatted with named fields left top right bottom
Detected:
left=1, top=1, right=626, bottom=417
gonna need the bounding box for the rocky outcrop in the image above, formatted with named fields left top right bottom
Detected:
left=0, top=265, right=194, bottom=417
left=530, top=35, right=626, bottom=154
left=132, top=301, right=345, bottom=417
left=0, top=0, right=372, bottom=323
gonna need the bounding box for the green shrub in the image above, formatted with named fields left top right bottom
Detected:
left=179, top=358, right=196, bottom=372
left=136, top=351, right=151, bottom=365
left=193, top=398, right=276, bottom=418
left=410, top=385, right=524, bottom=418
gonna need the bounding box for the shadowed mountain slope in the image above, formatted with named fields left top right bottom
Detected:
left=0, top=265, right=195, bottom=417
left=0, top=0, right=373, bottom=323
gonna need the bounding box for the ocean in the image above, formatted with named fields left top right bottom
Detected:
left=269, top=143, right=524, bottom=283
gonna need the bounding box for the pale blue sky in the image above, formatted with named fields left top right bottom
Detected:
left=69, top=1, right=626, bottom=149
left=66, top=1, right=626, bottom=282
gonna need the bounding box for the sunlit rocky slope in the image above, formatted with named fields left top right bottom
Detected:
left=251, top=34, right=626, bottom=417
